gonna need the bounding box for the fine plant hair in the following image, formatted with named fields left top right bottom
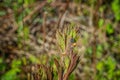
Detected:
left=35, top=25, right=81, bottom=80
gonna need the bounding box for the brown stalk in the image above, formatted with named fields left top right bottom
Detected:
left=63, top=53, right=80, bottom=80
left=91, top=0, right=103, bottom=79
left=57, top=1, right=69, bottom=29
left=53, top=53, right=80, bottom=80
left=54, top=59, right=64, bottom=80
left=41, top=65, right=53, bottom=80
left=42, top=12, right=47, bottom=42
left=39, top=51, right=80, bottom=80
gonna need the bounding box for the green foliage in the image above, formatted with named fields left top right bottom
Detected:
left=0, top=58, right=3, bottom=63
left=0, top=11, right=6, bottom=16
left=96, top=44, right=103, bottom=58
left=74, top=0, right=81, bottom=3
left=1, top=68, right=20, bottom=80
left=96, top=56, right=117, bottom=80
left=23, top=26, right=29, bottom=40
left=86, top=47, right=92, bottom=55
left=111, top=0, right=120, bottom=21
left=47, top=0, right=53, bottom=3
left=1, top=59, right=22, bottom=80
left=99, top=5, right=106, bottom=13
left=24, top=0, right=35, bottom=6
left=96, top=61, right=103, bottom=72
left=98, top=19, right=104, bottom=28
left=56, top=23, right=79, bottom=53
left=11, top=59, right=22, bottom=68
left=69, top=23, right=79, bottom=41
left=29, top=54, right=39, bottom=63
left=68, top=73, right=75, bottom=80
left=2, top=0, right=12, bottom=7
left=64, top=56, right=70, bottom=68
left=18, top=0, right=23, bottom=4
left=0, top=58, right=6, bottom=72
left=56, top=31, right=66, bottom=52
left=106, top=23, right=114, bottom=35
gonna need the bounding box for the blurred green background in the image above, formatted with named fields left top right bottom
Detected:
left=0, top=0, right=120, bottom=80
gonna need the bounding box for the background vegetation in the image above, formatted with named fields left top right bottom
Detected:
left=0, top=0, right=120, bottom=80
